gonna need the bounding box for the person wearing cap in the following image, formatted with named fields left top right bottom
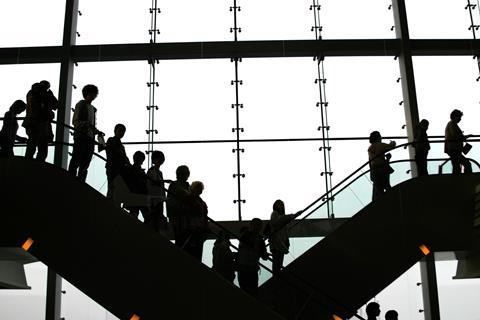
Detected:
left=445, top=109, right=472, bottom=174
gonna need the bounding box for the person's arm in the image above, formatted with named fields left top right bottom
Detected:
left=45, top=90, right=58, bottom=111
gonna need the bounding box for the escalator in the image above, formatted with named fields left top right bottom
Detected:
left=259, top=172, right=480, bottom=320
left=0, top=157, right=284, bottom=320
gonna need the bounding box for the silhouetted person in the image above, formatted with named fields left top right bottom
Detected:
left=237, top=218, right=268, bottom=297
left=23, top=80, right=58, bottom=161
left=385, top=310, right=398, bottom=320
left=212, top=231, right=235, bottom=283
left=366, top=302, right=380, bottom=320
left=167, top=165, right=191, bottom=247
left=269, top=199, right=297, bottom=275
left=124, top=151, right=149, bottom=221
left=413, top=119, right=430, bottom=176
left=445, top=109, right=472, bottom=174
left=106, top=124, right=130, bottom=198
left=0, top=100, right=27, bottom=157
left=147, top=150, right=170, bottom=232
left=368, top=131, right=396, bottom=201
left=68, top=84, right=103, bottom=181
left=183, top=181, right=209, bottom=261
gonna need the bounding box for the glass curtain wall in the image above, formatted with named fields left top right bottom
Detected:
left=2, top=0, right=480, bottom=320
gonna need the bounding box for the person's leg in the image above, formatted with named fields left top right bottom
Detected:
left=449, top=152, right=461, bottom=174
left=77, top=139, right=95, bottom=182
left=68, top=138, right=82, bottom=177
left=36, top=123, right=49, bottom=162
left=459, top=154, right=472, bottom=173
left=24, top=127, right=37, bottom=159
left=271, top=249, right=283, bottom=275
left=416, top=152, right=429, bottom=176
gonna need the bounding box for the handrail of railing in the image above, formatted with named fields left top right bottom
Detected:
left=266, top=139, right=480, bottom=242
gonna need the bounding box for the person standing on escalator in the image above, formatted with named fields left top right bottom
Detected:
left=368, top=131, right=396, bottom=201
left=413, top=119, right=430, bottom=176
left=0, top=100, right=27, bottom=157
left=444, top=109, right=472, bottom=174
left=68, top=84, right=104, bottom=182
left=23, top=80, right=58, bottom=161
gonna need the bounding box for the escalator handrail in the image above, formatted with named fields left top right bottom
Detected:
left=266, top=139, right=480, bottom=241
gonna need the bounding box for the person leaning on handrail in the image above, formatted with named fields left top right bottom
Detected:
left=444, top=109, right=472, bottom=174
left=368, top=131, right=396, bottom=201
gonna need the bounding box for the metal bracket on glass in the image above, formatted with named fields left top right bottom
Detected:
left=230, top=79, right=243, bottom=85
left=320, top=171, right=333, bottom=176
left=146, top=105, right=159, bottom=110
left=148, top=29, right=161, bottom=35
left=314, top=78, right=327, bottom=84
left=232, top=128, right=244, bottom=133
left=318, top=125, right=330, bottom=131
left=229, top=6, right=241, bottom=11
left=147, top=81, right=159, bottom=87
left=309, top=4, right=321, bottom=10
left=316, top=101, right=329, bottom=107
left=319, top=146, right=332, bottom=151
left=465, top=4, right=477, bottom=10
left=311, top=25, right=323, bottom=32
left=149, top=8, right=161, bottom=13
left=233, top=199, right=246, bottom=204
left=396, top=77, right=401, bottom=83
left=233, top=173, right=245, bottom=178
left=147, top=58, right=159, bottom=65
left=232, top=148, right=245, bottom=153
left=145, top=129, right=158, bottom=134
left=231, top=103, right=244, bottom=109
left=230, top=57, right=243, bottom=62
left=399, top=101, right=404, bottom=106
left=230, top=27, right=242, bottom=33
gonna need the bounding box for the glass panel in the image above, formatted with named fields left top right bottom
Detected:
left=436, top=260, right=480, bottom=319
left=321, top=0, right=394, bottom=39
left=156, top=59, right=233, bottom=141
left=159, top=0, right=231, bottom=42
left=406, top=0, right=473, bottom=39
left=0, top=262, right=48, bottom=320
left=241, top=58, right=319, bottom=139
left=326, top=57, right=404, bottom=137
left=241, top=141, right=322, bottom=221
left=0, top=1, right=65, bottom=47
left=76, top=0, right=148, bottom=45
left=240, top=0, right=312, bottom=40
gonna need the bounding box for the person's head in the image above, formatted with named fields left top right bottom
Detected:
left=419, top=119, right=429, bottom=131
left=10, top=100, right=26, bottom=115
left=273, top=199, right=285, bottom=215
left=385, top=310, right=398, bottom=320
left=190, top=181, right=204, bottom=196
left=250, top=218, right=263, bottom=234
left=450, top=109, right=463, bottom=123
left=151, top=150, right=165, bottom=167
left=82, top=84, right=99, bottom=103
left=369, top=131, right=382, bottom=144
left=366, top=302, right=380, bottom=318
left=133, top=151, right=145, bottom=166
left=176, top=165, right=190, bottom=182
left=114, top=123, right=126, bottom=139
left=39, top=80, right=50, bottom=90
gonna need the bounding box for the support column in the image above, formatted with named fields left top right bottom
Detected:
left=48, top=0, right=79, bottom=319
left=391, top=1, right=440, bottom=319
